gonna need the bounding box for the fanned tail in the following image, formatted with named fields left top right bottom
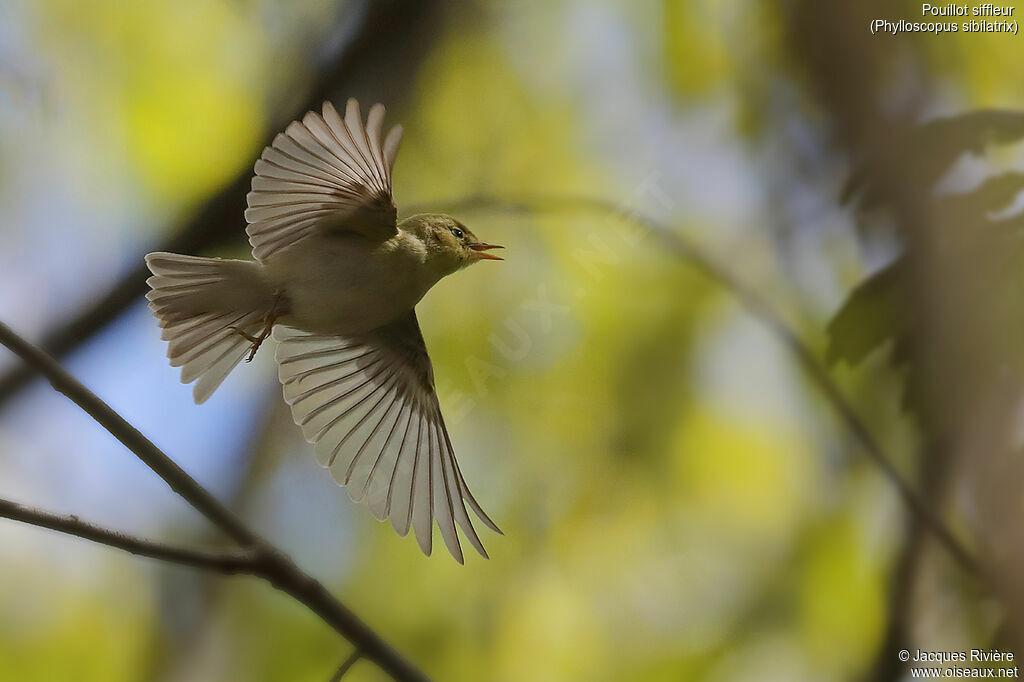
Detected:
left=144, top=252, right=274, bottom=404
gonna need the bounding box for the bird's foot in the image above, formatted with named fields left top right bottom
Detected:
left=229, top=325, right=272, bottom=362
left=228, top=327, right=261, bottom=345
left=230, top=291, right=286, bottom=363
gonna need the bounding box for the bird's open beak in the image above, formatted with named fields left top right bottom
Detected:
left=468, top=242, right=504, bottom=261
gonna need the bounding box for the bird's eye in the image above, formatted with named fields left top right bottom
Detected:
left=452, top=228, right=464, bottom=240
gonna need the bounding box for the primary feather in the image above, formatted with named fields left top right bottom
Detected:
left=273, top=314, right=500, bottom=563
left=245, top=99, right=403, bottom=261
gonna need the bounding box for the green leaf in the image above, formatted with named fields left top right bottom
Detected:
left=841, top=110, right=1024, bottom=211
left=826, top=261, right=905, bottom=367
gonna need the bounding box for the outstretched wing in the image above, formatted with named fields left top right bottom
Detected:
left=245, top=98, right=403, bottom=262
left=273, top=312, right=500, bottom=563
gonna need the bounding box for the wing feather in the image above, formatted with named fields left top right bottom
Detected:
left=383, top=125, right=403, bottom=168
left=273, top=313, right=498, bottom=562
left=363, top=391, right=411, bottom=519
left=246, top=99, right=402, bottom=262
left=410, top=412, right=433, bottom=556
left=352, top=389, right=406, bottom=506
left=387, top=405, right=417, bottom=537
left=435, top=407, right=489, bottom=557
left=431, top=418, right=463, bottom=563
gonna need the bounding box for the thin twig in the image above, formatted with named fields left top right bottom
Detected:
left=0, top=498, right=257, bottom=573
left=434, top=193, right=980, bottom=577
left=329, top=650, right=362, bottom=681
left=0, top=321, right=430, bottom=682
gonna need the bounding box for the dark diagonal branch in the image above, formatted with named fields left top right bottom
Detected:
left=432, top=194, right=980, bottom=578
left=0, top=321, right=429, bottom=682
left=0, top=0, right=444, bottom=410
left=0, top=498, right=257, bottom=573
left=0, top=321, right=259, bottom=547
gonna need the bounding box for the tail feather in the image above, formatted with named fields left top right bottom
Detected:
left=145, top=252, right=272, bottom=404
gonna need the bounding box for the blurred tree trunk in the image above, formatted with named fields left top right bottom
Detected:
left=784, top=0, right=1024, bottom=678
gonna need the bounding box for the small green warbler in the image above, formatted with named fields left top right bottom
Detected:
left=144, top=99, right=503, bottom=563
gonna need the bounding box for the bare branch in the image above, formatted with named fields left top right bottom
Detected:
left=0, top=498, right=257, bottom=573
left=0, top=321, right=259, bottom=547
left=0, top=321, right=430, bottom=682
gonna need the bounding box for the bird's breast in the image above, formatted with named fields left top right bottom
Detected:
left=265, top=234, right=432, bottom=336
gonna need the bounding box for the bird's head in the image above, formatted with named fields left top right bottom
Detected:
left=402, top=213, right=503, bottom=276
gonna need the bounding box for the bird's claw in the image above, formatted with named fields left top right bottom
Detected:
left=229, top=291, right=286, bottom=363
left=228, top=326, right=260, bottom=345
left=228, top=326, right=265, bottom=362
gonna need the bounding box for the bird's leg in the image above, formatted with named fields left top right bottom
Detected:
left=230, top=290, right=285, bottom=362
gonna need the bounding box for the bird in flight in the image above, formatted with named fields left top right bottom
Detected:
left=144, top=99, right=503, bottom=563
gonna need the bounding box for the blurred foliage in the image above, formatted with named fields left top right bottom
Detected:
left=0, top=559, right=154, bottom=681
left=662, top=0, right=732, bottom=97
left=827, top=111, right=1024, bottom=423
left=27, top=0, right=268, bottom=207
